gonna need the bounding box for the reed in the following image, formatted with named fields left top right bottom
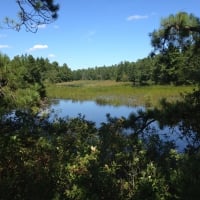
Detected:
left=46, top=80, right=194, bottom=107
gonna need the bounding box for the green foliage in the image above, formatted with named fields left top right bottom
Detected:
left=0, top=54, right=48, bottom=113
left=150, top=12, right=200, bottom=53
left=1, top=106, right=199, bottom=199
left=150, top=12, right=200, bottom=85
left=1, top=10, right=200, bottom=200
left=153, top=88, right=200, bottom=153
left=73, top=65, right=117, bottom=81
left=0, top=53, right=75, bottom=114
left=71, top=48, right=200, bottom=85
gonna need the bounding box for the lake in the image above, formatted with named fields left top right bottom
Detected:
left=49, top=99, right=143, bottom=127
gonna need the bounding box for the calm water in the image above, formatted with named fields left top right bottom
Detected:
left=49, top=99, right=143, bottom=126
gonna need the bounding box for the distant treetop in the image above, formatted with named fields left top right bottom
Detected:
left=150, top=12, right=200, bottom=53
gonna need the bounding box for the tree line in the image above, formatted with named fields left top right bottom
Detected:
left=72, top=46, right=200, bottom=85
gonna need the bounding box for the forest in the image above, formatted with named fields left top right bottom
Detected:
left=1, top=3, right=200, bottom=199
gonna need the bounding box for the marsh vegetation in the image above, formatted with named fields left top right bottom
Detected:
left=47, top=80, right=193, bottom=107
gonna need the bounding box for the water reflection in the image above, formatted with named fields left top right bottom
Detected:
left=49, top=99, right=188, bottom=151
left=49, top=99, right=143, bottom=127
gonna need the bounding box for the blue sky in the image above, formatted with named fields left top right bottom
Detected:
left=0, top=0, right=199, bottom=70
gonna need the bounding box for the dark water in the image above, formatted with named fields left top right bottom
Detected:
left=49, top=99, right=188, bottom=151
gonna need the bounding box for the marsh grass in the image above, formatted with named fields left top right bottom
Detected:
left=46, top=80, right=194, bottom=107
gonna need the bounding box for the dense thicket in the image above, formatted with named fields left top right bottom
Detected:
left=0, top=54, right=72, bottom=113
left=1, top=106, right=200, bottom=200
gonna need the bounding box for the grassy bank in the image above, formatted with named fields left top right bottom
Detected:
left=46, top=80, right=194, bottom=107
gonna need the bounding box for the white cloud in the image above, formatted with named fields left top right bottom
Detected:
left=0, top=45, right=10, bottom=49
left=28, top=44, right=48, bottom=52
left=126, top=15, right=148, bottom=21
left=38, top=24, right=47, bottom=29
left=48, top=53, right=56, bottom=58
